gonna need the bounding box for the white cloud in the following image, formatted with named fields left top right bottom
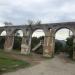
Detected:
left=32, top=30, right=45, bottom=37
left=0, top=23, right=5, bottom=27
left=55, top=28, right=73, bottom=40
left=1, top=31, right=6, bottom=36
left=0, top=0, right=75, bottom=25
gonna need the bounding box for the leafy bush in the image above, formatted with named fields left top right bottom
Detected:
left=55, top=40, right=64, bottom=53
left=13, top=36, right=22, bottom=50
left=66, top=36, right=73, bottom=58
left=31, top=36, right=44, bottom=54
left=0, top=36, right=5, bottom=49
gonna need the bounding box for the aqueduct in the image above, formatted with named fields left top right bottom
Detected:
left=0, top=22, right=75, bottom=59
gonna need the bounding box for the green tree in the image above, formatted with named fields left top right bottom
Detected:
left=66, top=36, right=73, bottom=58
left=55, top=40, right=64, bottom=53
left=31, top=37, right=40, bottom=49
left=0, top=36, right=5, bottom=49
left=13, top=36, right=22, bottom=50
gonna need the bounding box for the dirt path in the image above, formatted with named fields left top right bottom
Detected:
left=3, top=54, right=75, bottom=75
left=5, top=52, right=46, bottom=66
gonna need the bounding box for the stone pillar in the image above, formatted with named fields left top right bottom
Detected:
left=43, top=29, right=55, bottom=57
left=21, top=30, right=31, bottom=55
left=4, top=35, right=14, bottom=52
left=73, top=35, right=75, bottom=60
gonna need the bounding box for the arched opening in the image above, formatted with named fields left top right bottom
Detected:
left=0, top=30, right=6, bottom=49
left=55, top=28, right=73, bottom=59
left=31, top=29, right=45, bottom=54
left=0, top=23, right=5, bottom=27
left=13, top=30, right=23, bottom=51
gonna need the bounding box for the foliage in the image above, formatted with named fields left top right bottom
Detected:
left=55, top=40, right=64, bottom=53
left=65, top=36, right=73, bottom=58
left=0, top=36, right=22, bottom=51
left=31, top=36, right=44, bottom=54
left=35, top=45, right=43, bottom=54
left=0, top=36, right=5, bottom=49
left=27, top=20, right=41, bottom=25
left=13, top=36, right=22, bottom=50
left=66, top=36, right=73, bottom=46
left=31, top=37, right=40, bottom=49
left=4, top=22, right=13, bottom=26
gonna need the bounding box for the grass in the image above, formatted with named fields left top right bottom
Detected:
left=0, top=50, right=30, bottom=74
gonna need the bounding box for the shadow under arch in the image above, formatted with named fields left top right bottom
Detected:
left=54, top=27, right=74, bottom=35
left=54, top=28, right=74, bottom=59
left=13, top=30, right=23, bottom=51
left=0, top=30, right=7, bottom=49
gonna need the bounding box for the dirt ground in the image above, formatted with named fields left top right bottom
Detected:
left=3, top=52, right=75, bottom=75
left=4, top=52, right=46, bottom=66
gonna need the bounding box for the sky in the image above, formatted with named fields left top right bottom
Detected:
left=55, top=29, right=73, bottom=40
left=32, top=29, right=73, bottom=40
left=0, top=0, right=75, bottom=40
left=0, top=0, right=75, bottom=24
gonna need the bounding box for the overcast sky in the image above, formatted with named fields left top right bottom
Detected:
left=32, top=29, right=73, bottom=40
left=0, top=0, right=74, bottom=40
left=0, top=0, right=75, bottom=25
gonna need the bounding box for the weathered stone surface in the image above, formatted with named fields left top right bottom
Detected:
left=0, top=22, right=75, bottom=58
left=21, top=30, right=31, bottom=55
left=21, top=44, right=30, bottom=54
left=43, top=29, right=55, bottom=58
left=4, top=36, right=14, bottom=52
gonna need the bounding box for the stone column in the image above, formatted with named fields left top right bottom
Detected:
left=21, top=30, right=31, bottom=55
left=43, top=29, right=55, bottom=57
left=4, top=35, right=14, bottom=52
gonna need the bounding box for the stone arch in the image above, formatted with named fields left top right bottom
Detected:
left=55, top=28, right=73, bottom=40
left=32, top=27, right=46, bottom=36
left=54, top=27, right=74, bottom=58
left=32, top=29, right=45, bottom=37
left=54, top=26, right=74, bottom=35
left=0, top=30, right=7, bottom=36
left=11, top=29, right=23, bottom=36
left=13, top=29, right=23, bottom=51
left=14, top=30, right=23, bottom=37
left=38, top=26, right=75, bottom=58
left=31, top=28, right=45, bottom=54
